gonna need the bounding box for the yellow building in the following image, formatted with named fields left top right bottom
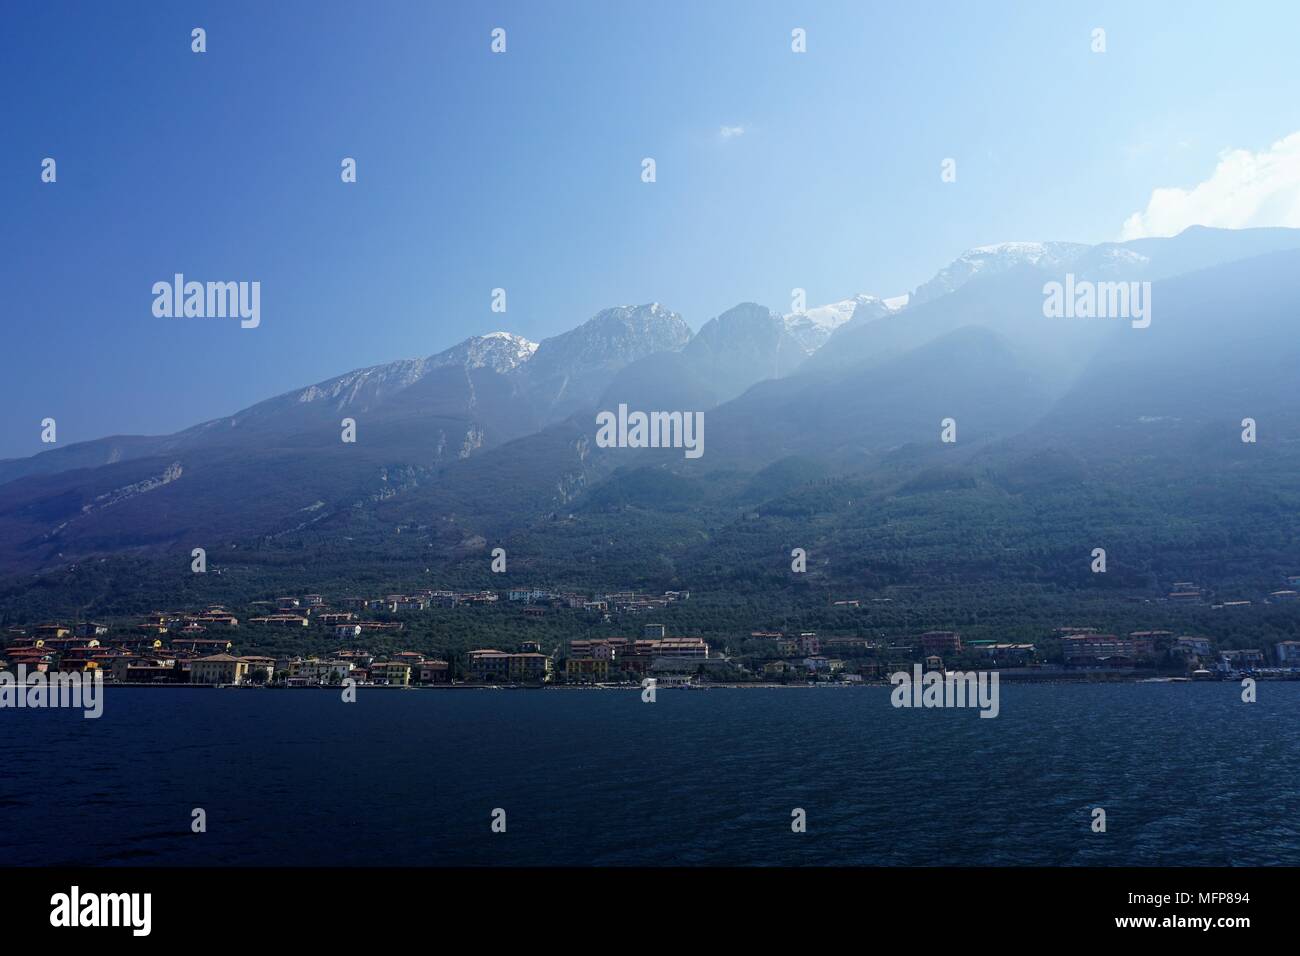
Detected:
left=190, top=654, right=249, bottom=685
left=369, top=661, right=412, bottom=686
left=508, top=653, right=553, bottom=683
left=565, top=658, right=610, bottom=683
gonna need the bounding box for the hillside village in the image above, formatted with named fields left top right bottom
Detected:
left=5, top=581, right=1300, bottom=687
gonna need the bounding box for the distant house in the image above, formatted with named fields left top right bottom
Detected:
left=1275, top=641, right=1300, bottom=666
left=920, top=631, right=962, bottom=656
left=288, top=659, right=354, bottom=683
left=369, top=662, right=412, bottom=686
left=565, top=658, right=610, bottom=684
left=1062, top=633, right=1154, bottom=665
left=972, top=642, right=1035, bottom=663
left=240, top=656, right=276, bottom=683
left=804, top=656, right=838, bottom=673
left=467, top=650, right=511, bottom=683
left=195, top=611, right=239, bottom=627
left=1174, top=636, right=1214, bottom=658
left=170, top=637, right=234, bottom=653
left=418, top=660, right=450, bottom=684
left=190, top=654, right=249, bottom=685
left=507, top=653, right=553, bottom=683
left=1221, top=649, right=1266, bottom=670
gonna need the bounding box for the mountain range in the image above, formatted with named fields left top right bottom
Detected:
left=4, top=225, right=1300, bottom=606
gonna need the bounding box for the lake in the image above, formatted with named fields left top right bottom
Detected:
left=1, top=682, right=1295, bottom=866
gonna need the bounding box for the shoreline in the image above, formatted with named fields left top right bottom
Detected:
left=92, top=674, right=1289, bottom=690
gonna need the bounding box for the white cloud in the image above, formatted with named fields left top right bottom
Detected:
left=719, top=125, right=745, bottom=139
left=1120, top=131, right=1300, bottom=240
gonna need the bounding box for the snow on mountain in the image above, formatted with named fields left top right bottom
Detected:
left=288, top=333, right=537, bottom=412
left=430, top=331, right=539, bottom=374
left=911, top=241, right=1091, bottom=305
left=520, top=303, right=693, bottom=420
left=526, top=303, right=691, bottom=379
left=293, top=358, right=435, bottom=410
left=784, top=294, right=904, bottom=354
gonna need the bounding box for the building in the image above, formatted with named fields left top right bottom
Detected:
left=1275, top=641, right=1300, bottom=666
left=565, top=658, right=610, bottom=683
left=190, top=654, right=250, bottom=685
left=969, top=642, right=1035, bottom=663
left=1174, top=636, right=1214, bottom=658
left=1221, top=649, right=1266, bottom=670
left=920, top=631, right=962, bottom=656
left=240, top=656, right=276, bottom=683
left=369, top=661, right=412, bottom=686
left=194, top=611, right=239, bottom=627
left=288, top=659, right=355, bottom=683
left=418, top=660, right=451, bottom=684
left=1061, top=633, right=1154, bottom=665
left=249, top=615, right=309, bottom=628
left=467, top=650, right=511, bottom=683
left=111, top=656, right=180, bottom=684
left=655, top=638, right=709, bottom=659
left=507, top=653, right=553, bottom=683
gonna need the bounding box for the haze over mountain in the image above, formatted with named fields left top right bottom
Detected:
left=3, top=225, right=1299, bottom=588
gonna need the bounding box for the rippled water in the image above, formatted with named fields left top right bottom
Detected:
left=1, top=682, right=1295, bottom=866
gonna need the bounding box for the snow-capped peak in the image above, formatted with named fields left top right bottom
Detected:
left=433, top=331, right=539, bottom=373
left=783, top=293, right=897, bottom=354
left=912, top=240, right=1091, bottom=305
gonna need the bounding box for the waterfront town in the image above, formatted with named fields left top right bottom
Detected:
left=4, top=577, right=1300, bottom=688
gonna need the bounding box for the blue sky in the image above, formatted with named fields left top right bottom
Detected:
left=3, top=0, right=1300, bottom=457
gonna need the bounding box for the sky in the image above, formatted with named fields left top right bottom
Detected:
left=3, top=0, right=1300, bottom=458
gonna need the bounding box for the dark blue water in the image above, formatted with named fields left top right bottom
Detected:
left=1, top=683, right=1296, bottom=866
